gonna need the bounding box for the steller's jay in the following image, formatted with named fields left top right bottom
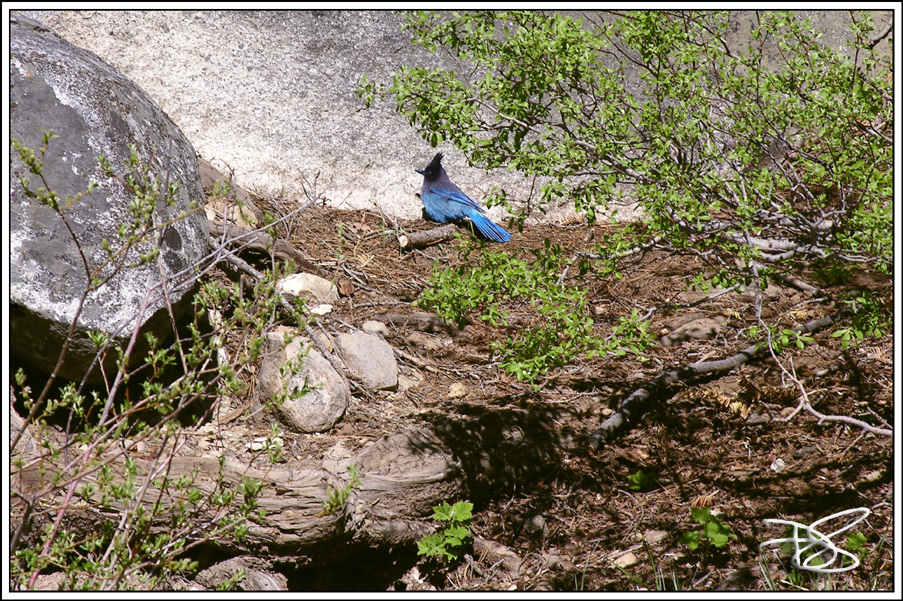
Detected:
left=415, top=152, right=511, bottom=243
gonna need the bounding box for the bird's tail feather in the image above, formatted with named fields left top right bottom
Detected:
left=468, top=211, right=511, bottom=243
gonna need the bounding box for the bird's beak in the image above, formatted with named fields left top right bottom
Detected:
left=415, top=168, right=424, bottom=175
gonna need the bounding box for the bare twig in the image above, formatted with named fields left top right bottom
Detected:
left=590, top=310, right=851, bottom=449
left=773, top=360, right=891, bottom=436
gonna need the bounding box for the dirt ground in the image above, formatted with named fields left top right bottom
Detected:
left=216, top=200, right=891, bottom=592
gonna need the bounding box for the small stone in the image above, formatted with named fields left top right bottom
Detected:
left=246, top=436, right=282, bottom=452
left=337, top=278, right=355, bottom=296
left=541, top=553, right=576, bottom=572
left=335, top=331, right=398, bottom=391
left=770, top=458, right=787, bottom=473
left=309, top=304, right=333, bottom=316
left=644, top=529, right=668, bottom=544
left=406, top=331, right=445, bottom=351
left=862, top=470, right=882, bottom=483
left=658, top=316, right=727, bottom=347
left=448, top=382, right=467, bottom=399
left=362, top=320, right=389, bottom=336
left=323, top=441, right=353, bottom=461
left=277, top=273, right=339, bottom=304
left=744, top=413, right=770, bottom=426
left=793, top=446, right=818, bottom=459
left=737, top=282, right=783, bottom=302
left=676, top=289, right=722, bottom=304
left=397, top=370, right=423, bottom=392
left=614, top=552, right=638, bottom=567
left=257, top=333, right=349, bottom=433
left=627, top=370, right=646, bottom=381
left=523, top=514, right=547, bottom=537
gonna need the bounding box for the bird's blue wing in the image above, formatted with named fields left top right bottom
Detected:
left=426, top=186, right=509, bottom=242
left=429, top=185, right=488, bottom=215
left=421, top=184, right=510, bottom=242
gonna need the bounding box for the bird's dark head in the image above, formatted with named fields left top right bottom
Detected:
left=415, top=152, right=445, bottom=181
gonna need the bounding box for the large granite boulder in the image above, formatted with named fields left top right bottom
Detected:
left=9, top=14, right=209, bottom=384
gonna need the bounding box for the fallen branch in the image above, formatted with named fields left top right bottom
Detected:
left=398, top=224, right=457, bottom=250
left=590, top=310, right=857, bottom=449
left=210, top=220, right=320, bottom=275
left=372, top=312, right=461, bottom=336
left=774, top=353, right=892, bottom=437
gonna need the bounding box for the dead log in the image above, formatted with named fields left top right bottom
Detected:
left=12, top=398, right=574, bottom=558
left=10, top=428, right=460, bottom=557
left=397, top=224, right=457, bottom=250
left=12, top=336, right=573, bottom=570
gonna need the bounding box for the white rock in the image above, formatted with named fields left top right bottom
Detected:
left=277, top=273, right=338, bottom=304
left=448, top=382, right=468, bottom=399
left=309, top=304, right=333, bottom=316
left=614, top=552, right=639, bottom=568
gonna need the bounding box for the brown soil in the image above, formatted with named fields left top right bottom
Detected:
left=240, top=202, right=893, bottom=592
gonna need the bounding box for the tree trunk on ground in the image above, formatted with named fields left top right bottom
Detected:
left=10, top=427, right=460, bottom=559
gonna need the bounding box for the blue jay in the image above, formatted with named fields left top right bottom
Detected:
left=415, top=153, right=511, bottom=243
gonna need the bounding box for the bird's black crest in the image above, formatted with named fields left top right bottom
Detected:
left=416, top=152, right=445, bottom=179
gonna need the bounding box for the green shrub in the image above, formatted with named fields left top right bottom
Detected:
left=417, top=501, right=474, bottom=562
left=362, top=10, right=892, bottom=351
left=416, top=239, right=653, bottom=385
left=679, top=507, right=737, bottom=552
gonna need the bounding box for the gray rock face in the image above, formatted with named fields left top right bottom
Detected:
left=14, top=10, right=529, bottom=222
left=258, top=333, right=349, bottom=433
left=9, top=14, right=209, bottom=383
left=17, top=11, right=892, bottom=225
